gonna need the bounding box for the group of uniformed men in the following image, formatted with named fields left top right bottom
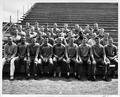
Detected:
left=2, top=22, right=118, bottom=81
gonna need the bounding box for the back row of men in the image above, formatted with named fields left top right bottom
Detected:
left=2, top=22, right=118, bottom=81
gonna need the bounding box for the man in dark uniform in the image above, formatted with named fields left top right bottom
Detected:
left=93, top=23, right=100, bottom=35
left=78, top=37, right=92, bottom=80
left=11, top=37, right=30, bottom=80
left=38, top=38, right=53, bottom=76
left=28, top=38, right=39, bottom=79
left=53, top=37, right=69, bottom=78
left=2, top=37, right=17, bottom=80
left=62, top=23, right=70, bottom=38
left=91, top=37, right=110, bottom=81
left=36, top=32, right=44, bottom=45
left=34, top=22, right=40, bottom=34
left=105, top=37, right=118, bottom=77
left=66, top=38, right=78, bottom=78
left=51, top=23, right=61, bottom=39
left=73, top=24, right=84, bottom=46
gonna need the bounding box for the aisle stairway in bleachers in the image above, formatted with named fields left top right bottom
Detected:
left=20, top=3, right=118, bottom=45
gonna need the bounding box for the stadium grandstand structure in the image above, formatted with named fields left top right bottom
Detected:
left=3, top=3, right=118, bottom=45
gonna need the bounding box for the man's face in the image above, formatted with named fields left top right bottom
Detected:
left=68, top=31, right=72, bottom=37
left=89, top=30, right=93, bottom=34
left=18, top=25, right=22, bottom=31
left=31, top=27, right=34, bottom=32
left=44, top=38, right=48, bottom=44
left=109, top=39, right=113, bottom=45
left=69, top=38, right=74, bottom=44
left=82, top=38, right=87, bottom=44
left=35, top=22, right=39, bottom=27
left=57, top=38, right=62, bottom=44
left=95, top=38, right=100, bottom=44
left=26, top=22, right=30, bottom=27
left=53, top=23, right=57, bottom=28
left=64, top=24, right=68, bottom=29
left=21, top=37, right=26, bottom=43
left=75, top=24, right=79, bottom=30
left=94, top=23, right=98, bottom=29
left=31, top=38, right=36, bottom=44
left=8, top=37, right=13, bottom=44
left=14, top=30, right=18, bottom=36
left=40, top=26, right=44, bottom=32
left=104, top=33, right=109, bottom=39
left=85, top=25, right=89, bottom=29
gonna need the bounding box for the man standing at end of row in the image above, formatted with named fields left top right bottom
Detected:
left=2, top=37, right=17, bottom=80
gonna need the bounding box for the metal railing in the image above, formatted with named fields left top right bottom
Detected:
left=3, top=22, right=9, bottom=29
left=3, top=23, right=14, bottom=35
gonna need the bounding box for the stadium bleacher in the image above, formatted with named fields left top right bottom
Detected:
left=19, top=3, right=118, bottom=45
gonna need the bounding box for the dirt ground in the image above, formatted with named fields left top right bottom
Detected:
left=2, top=77, right=118, bottom=95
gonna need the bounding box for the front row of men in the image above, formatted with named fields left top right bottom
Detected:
left=2, top=36, right=118, bottom=81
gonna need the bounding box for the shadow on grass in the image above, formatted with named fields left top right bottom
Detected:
left=3, top=73, right=117, bottom=82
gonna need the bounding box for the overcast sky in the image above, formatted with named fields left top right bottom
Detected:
left=2, top=0, right=117, bottom=23
left=2, top=0, right=36, bottom=22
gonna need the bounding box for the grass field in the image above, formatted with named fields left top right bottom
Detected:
left=2, top=77, right=118, bottom=95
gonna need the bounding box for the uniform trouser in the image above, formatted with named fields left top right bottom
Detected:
left=7, top=57, right=30, bottom=77
left=91, top=58, right=109, bottom=77
left=30, top=59, right=38, bottom=75
left=69, top=59, right=78, bottom=74
left=109, top=58, right=118, bottom=71
left=53, top=59, right=69, bottom=74
left=41, top=58, right=53, bottom=74
left=2, top=58, right=14, bottom=77
left=77, top=60, right=91, bottom=77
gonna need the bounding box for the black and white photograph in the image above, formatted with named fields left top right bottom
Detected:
left=1, top=0, right=119, bottom=96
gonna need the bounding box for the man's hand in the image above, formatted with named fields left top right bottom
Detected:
left=27, top=57, right=31, bottom=64
left=72, top=58, right=76, bottom=62
left=87, top=59, right=91, bottom=64
left=104, top=57, right=110, bottom=64
left=49, top=58, right=53, bottom=64
left=6, top=58, right=11, bottom=62
left=92, top=59, right=96, bottom=65
left=24, top=57, right=27, bottom=61
left=42, top=58, right=45, bottom=62
left=53, top=57, right=57, bottom=62
left=66, top=58, right=70, bottom=63
left=34, top=57, right=38, bottom=63
left=78, top=58, right=83, bottom=64
left=58, top=56, right=63, bottom=60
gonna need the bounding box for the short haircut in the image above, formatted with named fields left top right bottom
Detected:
left=104, top=33, right=109, bottom=36
left=83, top=36, right=88, bottom=41
left=95, top=36, right=100, bottom=40
left=109, top=37, right=113, bottom=41
left=8, top=36, right=13, bottom=41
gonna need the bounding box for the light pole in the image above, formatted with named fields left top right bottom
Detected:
left=23, top=6, right=24, bottom=15
left=10, top=16, right=12, bottom=23
left=17, top=9, right=19, bottom=23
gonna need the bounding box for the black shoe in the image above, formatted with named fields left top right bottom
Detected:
left=74, top=72, right=77, bottom=77
left=34, top=74, right=39, bottom=80
left=34, top=76, right=38, bottom=80
left=65, top=74, right=69, bottom=79
left=91, top=76, right=96, bottom=81
left=103, top=76, right=112, bottom=82
left=88, top=76, right=92, bottom=81
left=53, top=73, right=56, bottom=78
left=26, top=74, right=30, bottom=80
left=26, top=75, right=30, bottom=80
left=77, top=75, right=81, bottom=80
left=66, top=72, right=70, bottom=79
left=10, top=76, right=14, bottom=81
left=58, top=73, right=61, bottom=78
